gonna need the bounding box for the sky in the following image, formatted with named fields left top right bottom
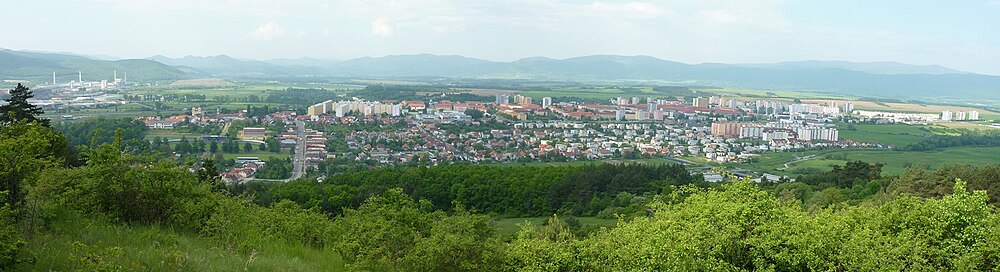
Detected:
left=2, top=0, right=999, bottom=75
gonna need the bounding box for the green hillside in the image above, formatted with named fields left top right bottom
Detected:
left=0, top=49, right=187, bottom=83
left=18, top=212, right=344, bottom=271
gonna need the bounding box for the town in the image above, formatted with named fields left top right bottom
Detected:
left=125, top=91, right=971, bottom=183
left=19, top=74, right=991, bottom=184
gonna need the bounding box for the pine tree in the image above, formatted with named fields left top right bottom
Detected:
left=0, top=83, right=49, bottom=127
left=197, top=159, right=225, bottom=193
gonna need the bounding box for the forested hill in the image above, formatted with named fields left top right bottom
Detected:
left=0, top=49, right=187, bottom=83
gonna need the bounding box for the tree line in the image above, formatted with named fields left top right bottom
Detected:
left=902, top=129, right=1000, bottom=151
left=238, top=163, right=699, bottom=218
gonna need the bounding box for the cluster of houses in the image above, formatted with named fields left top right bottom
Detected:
left=151, top=92, right=901, bottom=180
left=220, top=157, right=265, bottom=183
left=334, top=117, right=877, bottom=165
left=303, top=129, right=329, bottom=168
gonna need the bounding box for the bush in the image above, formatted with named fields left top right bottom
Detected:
left=202, top=197, right=335, bottom=252
left=31, top=140, right=217, bottom=231
left=0, top=192, right=27, bottom=269
left=573, top=180, right=1000, bottom=271
left=333, top=189, right=502, bottom=271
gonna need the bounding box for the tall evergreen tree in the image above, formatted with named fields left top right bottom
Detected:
left=197, top=159, right=225, bottom=193
left=0, top=83, right=48, bottom=127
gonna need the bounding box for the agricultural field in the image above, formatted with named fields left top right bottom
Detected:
left=738, top=147, right=1000, bottom=176
left=519, top=86, right=660, bottom=100
left=933, top=121, right=1000, bottom=130
left=168, top=79, right=237, bottom=87
left=449, top=88, right=520, bottom=96
left=704, top=88, right=856, bottom=100
left=835, top=123, right=957, bottom=147
left=350, top=79, right=430, bottom=85
left=132, top=87, right=278, bottom=98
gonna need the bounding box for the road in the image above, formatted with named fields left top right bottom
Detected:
left=287, top=121, right=306, bottom=181
left=252, top=121, right=306, bottom=183
left=779, top=154, right=817, bottom=171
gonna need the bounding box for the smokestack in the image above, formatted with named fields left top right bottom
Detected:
left=79, top=71, right=82, bottom=82
left=123, top=72, right=127, bottom=82
left=53, top=71, right=56, bottom=85
left=114, top=70, right=118, bottom=81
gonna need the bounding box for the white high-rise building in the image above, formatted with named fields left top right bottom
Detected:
left=941, top=110, right=953, bottom=121
left=496, top=94, right=510, bottom=105
left=955, top=111, right=967, bottom=121
left=541, top=97, right=552, bottom=108
left=968, top=111, right=980, bottom=121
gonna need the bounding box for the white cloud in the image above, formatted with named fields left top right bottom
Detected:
left=372, top=17, right=394, bottom=37
left=248, top=22, right=285, bottom=40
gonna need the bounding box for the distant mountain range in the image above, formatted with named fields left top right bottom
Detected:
left=2, top=48, right=998, bottom=99
left=0, top=49, right=186, bottom=83
left=145, top=54, right=999, bottom=99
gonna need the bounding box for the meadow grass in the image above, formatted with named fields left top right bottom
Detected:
left=18, top=212, right=344, bottom=271
left=742, top=147, right=1000, bottom=176
left=836, top=123, right=953, bottom=147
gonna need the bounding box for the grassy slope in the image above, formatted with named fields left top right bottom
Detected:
left=836, top=123, right=946, bottom=147
left=740, top=147, right=1000, bottom=176
left=17, top=213, right=344, bottom=271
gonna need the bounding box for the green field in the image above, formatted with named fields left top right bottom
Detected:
left=44, top=107, right=183, bottom=120
left=519, top=86, right=660, bottom=100
left=20, top=213, right=344, bottom=271
left=493, top=216, right=617, bottom=237
left=836, top=123, right=955, bottom=147
left=741, top=147, right=1000, bottom=176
